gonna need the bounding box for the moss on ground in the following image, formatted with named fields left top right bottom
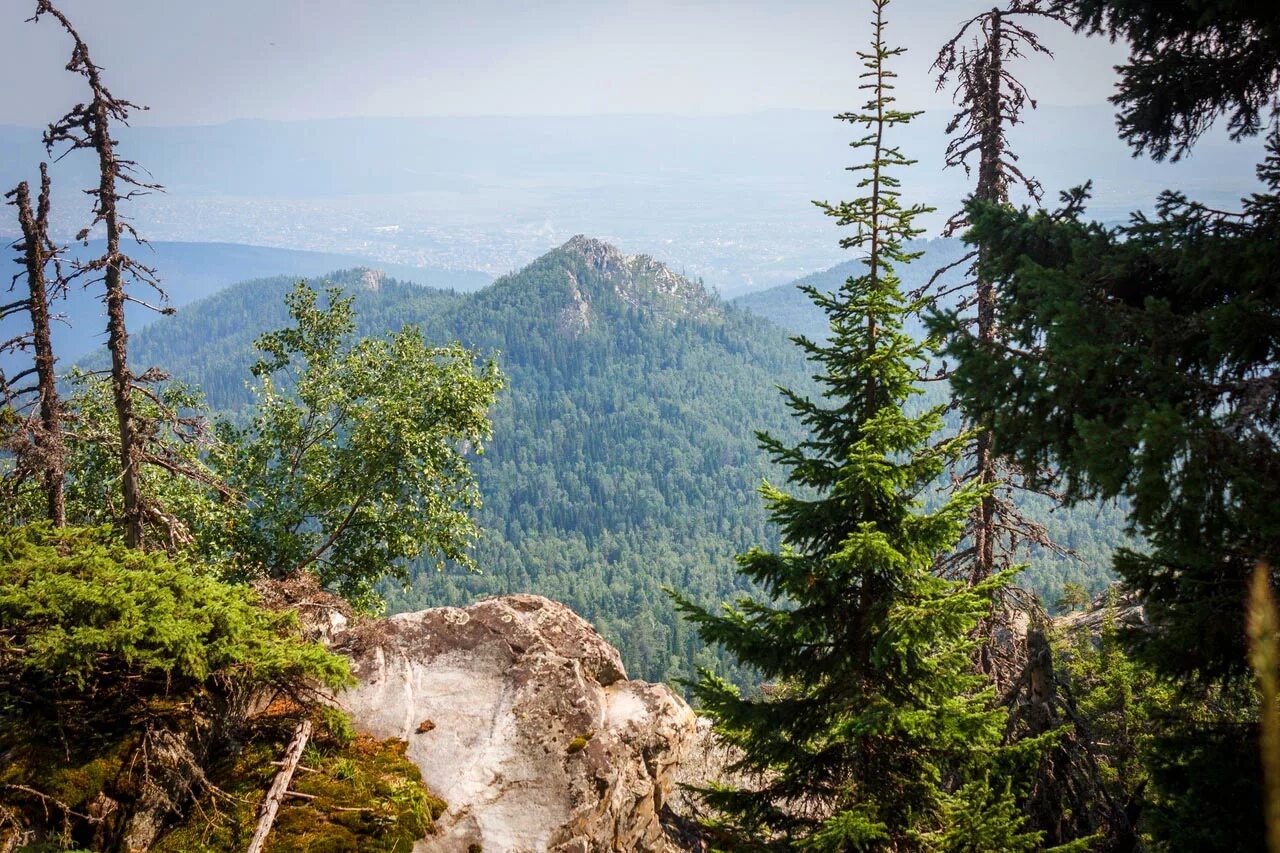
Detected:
left=1, top=728, right=139, bottom=813
left=152, top=717, right=444, bottom=853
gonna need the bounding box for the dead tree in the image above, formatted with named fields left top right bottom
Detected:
left=932, top=10, right=1137, bottom=846
left=32, top=0, right=169, bottom=548
left=2, top=164, right=67, bottom=525
left=932, top=2, right=1068, bottom=593
left=931, top=0, right=1073, bottom=696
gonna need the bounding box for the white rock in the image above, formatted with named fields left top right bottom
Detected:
left=334, top=594, right=699, bottom=852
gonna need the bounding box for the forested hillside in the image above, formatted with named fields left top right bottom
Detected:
left=124, top=236, right=1122, bottom=684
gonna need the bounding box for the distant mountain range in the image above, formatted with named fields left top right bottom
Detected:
left=2, top=107, right=1268, bottom=295
left=0, top=240, right=490, bottom=377
left=113, top=236, right=1125, bottom=686
left=733, top=236, right=973, bottom=341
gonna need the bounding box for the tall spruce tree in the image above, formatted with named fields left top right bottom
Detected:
left=675, top=2, right=1039, bottom=848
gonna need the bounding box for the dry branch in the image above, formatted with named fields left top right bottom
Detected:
left=245, top=719, right=312, bottom=853
left=3, top=163, right=66, bottom=523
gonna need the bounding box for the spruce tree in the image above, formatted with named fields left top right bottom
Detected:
left=675, top=2, right=1039, bottom=848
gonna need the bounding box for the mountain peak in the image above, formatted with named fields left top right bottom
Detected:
left=556, top=235, right=629, bottom=276
left=543, top=236, right=718, bottom=324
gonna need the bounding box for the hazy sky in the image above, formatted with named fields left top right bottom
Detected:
left=0, top=0, right=1129, bottom=126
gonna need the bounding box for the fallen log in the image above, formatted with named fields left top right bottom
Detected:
left=245, top=719, right=312, bottom=853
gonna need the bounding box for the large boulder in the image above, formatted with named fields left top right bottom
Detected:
left=333, top=594, right=698, bottom=852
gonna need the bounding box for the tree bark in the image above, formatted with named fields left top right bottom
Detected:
left=971, top=10, right=1004, bottom=585
left=37, top=0, right=147, bottom=547
left=10, top=166, right=65, bottom=525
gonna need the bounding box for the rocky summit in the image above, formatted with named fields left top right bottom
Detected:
left=546, top=235, right=721, bottom=326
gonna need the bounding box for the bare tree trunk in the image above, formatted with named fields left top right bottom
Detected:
left=94, top=114, right=146, bottom=548
left=971, top=10, right=1004, bottom=587
left=11, top=166, right=66, bottom=525
left=36, top=0, right=154, bottom=547
left=934, top=5, right=1066, bottom=589
left=246, top=719, right=312, bottom=853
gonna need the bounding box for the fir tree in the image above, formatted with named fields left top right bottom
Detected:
left=675, top=2, right=1039, bottom=848
left=1062, top=0, right=1280, bottom=162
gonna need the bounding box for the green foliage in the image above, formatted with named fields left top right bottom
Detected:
left=736, top=240, right=1134, bottom=606
left=673, top=3, right=1039, bottom=847
left=932, top=6, right=1280, bottom=848
left=117, top=255, right=1128, bottom=691
left=120, top=259, right=816, bottom=687
left=937, top=166, right=1279, bottom=850
left=1054, top=598, right=1167, bottom=824
left=0, top=523, right=348, bottom=695
left=0, top=523, right=351, bottom=848
left=5, top=280, right=502, bottom=611
left=1062, top=0, right=1280, bottom=161
left=1138, top=693, right=1264, bottom=851
left=937, top=0, right=1280, bottom=688
left=214, top=282, right=503, bottom=606
left=1, top=370, right=234, bottom=554
left=1054, top=582, right=1090, bottom=614
left=1056, top=599, right=1266, bottom=850
left=940, top=169, right=1280, bottom=687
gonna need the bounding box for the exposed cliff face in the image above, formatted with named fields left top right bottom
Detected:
left=539, top=235, right=721, bottom=329
left=333, top=594, right=699, bottom=852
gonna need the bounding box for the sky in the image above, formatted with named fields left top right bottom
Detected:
left=0, top=0, right=1130, bottom=126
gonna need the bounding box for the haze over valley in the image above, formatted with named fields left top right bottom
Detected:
left=0, top=107, right=1265, bottom=298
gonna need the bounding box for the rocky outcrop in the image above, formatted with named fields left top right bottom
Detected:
left=358, top=266, right=386, bottom=291
left=1055, top=588, right=1146, bottom=639
left=333, top=594, right=699, bottom=852
left=556, top=235, right=721, bottom=321
left=558, top=271, right=593, bottom=335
